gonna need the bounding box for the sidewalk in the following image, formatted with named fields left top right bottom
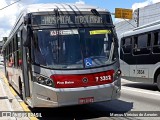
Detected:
left=0, top=70, right=30, bottom=120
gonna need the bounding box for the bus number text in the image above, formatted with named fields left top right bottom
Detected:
left=133, top=70, right=145, bottom=74
left=95, top=75, right=111, bottom=82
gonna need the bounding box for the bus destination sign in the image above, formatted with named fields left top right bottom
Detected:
left=32, top=14, right=111, bottom=25
left=41, top=15, right=103, bottom=25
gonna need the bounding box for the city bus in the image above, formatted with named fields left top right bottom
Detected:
left=120, top=20, right=160, bottom=90
left=2, top=3, right=121, bottom=108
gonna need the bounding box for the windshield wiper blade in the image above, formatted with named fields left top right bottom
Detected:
left=54, top=8, right=60, bottom=63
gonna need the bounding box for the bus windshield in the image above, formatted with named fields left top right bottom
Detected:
left=33, top=27, right=115, bottom=69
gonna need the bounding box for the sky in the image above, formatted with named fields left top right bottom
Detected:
left=0, top=0, right=160, bottom=41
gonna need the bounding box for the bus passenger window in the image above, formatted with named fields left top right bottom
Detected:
left=147, top=34, right=151, bottom=47
left=8, top=55, right=14, bottom=67
left=121, top=39, right=125, bottom=46
left=133, top=34, right=150, bottom=55
left=153, top=32, right=160, bottom=53
left=125, top=38, right=131, bottom=46
left=121, top=37, right=132, bottom=54
left=137, top=34, right=147, bottom=48
left=154, top=32, right=160, bottom=46
left=134, top=36, right=138, bottom=49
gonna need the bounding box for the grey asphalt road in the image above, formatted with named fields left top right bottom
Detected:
left=121, top=79, right=160, bottom=111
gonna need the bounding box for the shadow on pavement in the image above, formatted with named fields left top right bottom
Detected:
left=30, top=100, right=133, bottom=120
left=122, top=83, right=159, bottom=91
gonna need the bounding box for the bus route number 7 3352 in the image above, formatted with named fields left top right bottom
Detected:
left=95, top=75, right=112, bottom=82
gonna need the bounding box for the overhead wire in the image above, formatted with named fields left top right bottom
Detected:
left=0, top=0, right=21, bottom=11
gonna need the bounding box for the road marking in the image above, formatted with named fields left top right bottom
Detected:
left=19, top=102, right=30, bottom=111
left=0, top=71, right=38, bottom=120
left=19, top=102, right=38, bottom=120
left=122, top=86, right=160, bottom=96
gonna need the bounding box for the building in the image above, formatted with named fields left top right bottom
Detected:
left=0, top=41, right=3, bottom=54
left=0, top=37, right=6, bottom=55
left=115, top=2, right=160, bottom=38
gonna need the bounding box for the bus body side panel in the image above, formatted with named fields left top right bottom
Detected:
left=120, top=61, right=130, bottom=78
left=120, top=38, right=154, bottom=83
left=120, top=24, right=160, bottom=85
left=6, top=67, right=23, bottom=94
left=120, top=51, right=160, bottom=83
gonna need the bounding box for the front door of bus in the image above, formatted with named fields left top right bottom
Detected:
left=22, top=47, right=31, bottom=98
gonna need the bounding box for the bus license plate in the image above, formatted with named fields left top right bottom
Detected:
left=79, top=97, right=94, bottom=104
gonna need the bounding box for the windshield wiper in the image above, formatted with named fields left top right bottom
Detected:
left=54, top=8, right=60, bottom=64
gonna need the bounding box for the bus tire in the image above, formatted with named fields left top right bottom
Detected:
left=157, top=74, right=160, bottom=91
left=19, top=79, right=24, bottom=100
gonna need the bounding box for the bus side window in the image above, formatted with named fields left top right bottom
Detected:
left=134, top=36, right=138, bottom=49
left=8, top=54, right=14, bottom=67
left=137, top=34, right=148, bottom=48
left=121, top=39, right=125, bottom=46
left=121, top=37, right=132, bottom=54
left=153, top=32, right=159, bottom=45
left=147, top=34, right=151, bottom=47
left=153, top=32, right=160, bottom=53
left=133, top=34, right=150, bottom=55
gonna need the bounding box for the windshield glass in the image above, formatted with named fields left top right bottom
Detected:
left=32, top=28, right=115, bottom=69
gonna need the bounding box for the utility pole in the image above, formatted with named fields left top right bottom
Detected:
left=134, top=8, right=139, bottom=27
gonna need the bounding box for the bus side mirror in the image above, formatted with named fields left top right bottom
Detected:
left=22, top=26, right=27, bottom=43
left=22, top=26, right=32, bottom=47
left=24, top=15, right=31, bottom=25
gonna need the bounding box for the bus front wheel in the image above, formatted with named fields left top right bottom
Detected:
left=157, top=74, right=160, bottom=91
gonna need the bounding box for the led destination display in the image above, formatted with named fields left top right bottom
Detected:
left=32, top=13, right=111, bottom=25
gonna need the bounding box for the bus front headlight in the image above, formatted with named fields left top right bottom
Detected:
left=37, top=76, right=54, bottom=87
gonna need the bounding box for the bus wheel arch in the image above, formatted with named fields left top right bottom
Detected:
left=154, top=68, right=160, bottom=90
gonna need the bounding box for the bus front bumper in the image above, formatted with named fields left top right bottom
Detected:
left=31, top=80, right=120, bottom=108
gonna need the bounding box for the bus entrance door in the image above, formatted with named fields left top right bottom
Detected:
left=22, top=47, right=31, bottom=99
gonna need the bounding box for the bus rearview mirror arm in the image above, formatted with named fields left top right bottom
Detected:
left=22, top=26, right=32, bottom=47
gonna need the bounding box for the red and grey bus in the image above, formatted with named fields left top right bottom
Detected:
left=2, top=3, right=121, bottom=108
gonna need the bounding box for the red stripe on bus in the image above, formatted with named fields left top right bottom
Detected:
left=50, top=70, right=114, bottom=88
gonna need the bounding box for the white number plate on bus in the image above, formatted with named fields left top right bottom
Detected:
left=136, top=69, right=148, bottom=78
left=79, top=97, right=94, bottom=104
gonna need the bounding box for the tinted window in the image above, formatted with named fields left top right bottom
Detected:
left=137, top=34, right=147, bottom=48
left=133, top=34, right=150, bottom=55
left=153, top=32, right=160, bottom=53
left=147, top=34, right=151, bottom=47
left=153, top=32, right=160, bottom=45
left=121, top=37, right=132, bottom=54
